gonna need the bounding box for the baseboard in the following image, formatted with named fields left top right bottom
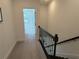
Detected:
left=4, top=41, right=16, bottom=59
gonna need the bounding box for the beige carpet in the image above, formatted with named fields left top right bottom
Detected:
left=8, top=35, right=46, bottom=59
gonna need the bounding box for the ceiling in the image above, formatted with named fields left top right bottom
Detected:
left=40, top=0, right=52, bottom=5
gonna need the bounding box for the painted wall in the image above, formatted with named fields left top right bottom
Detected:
left=13, top=0, right=40, bottom=41
left=0, top=0, right=16, bottom=59
left=48, top=0, right=79, bottom=58
left=48, top=0, right=79, bottom=41
left=13, top=0, right=49, bottom=41
left=39, top=4, right=48, bottom=30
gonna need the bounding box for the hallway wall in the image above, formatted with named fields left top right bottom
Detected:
left=48, top=0, right=79, bottom=41
left=0, top=0, right=16, bottom=59
left=13, top=0, right=49, bottom=41
left=39, top=5, right=48, bottom=30
left=13, top=0, right=40, bottom=41
left=48, top=0, right=79, bottom=58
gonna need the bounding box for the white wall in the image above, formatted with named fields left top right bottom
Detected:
left=13, top=0, right=40, bottom=41
left=0, top=0, right=16, bottom=59
left=48, top=0, right=79, bottom=58
left=48, top=0, right=79, bottom=41
left=39, top=5, right=48, bottom=30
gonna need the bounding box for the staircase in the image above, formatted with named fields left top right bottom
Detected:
left=38, top=26, right=68, bottom=59
left=48, top=55, right=68, bottom=59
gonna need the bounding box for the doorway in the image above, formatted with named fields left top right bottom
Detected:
left=23, top=9, right=36, bottom=38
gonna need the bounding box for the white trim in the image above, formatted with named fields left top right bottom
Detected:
left=4, top=41, right=16, bottom=59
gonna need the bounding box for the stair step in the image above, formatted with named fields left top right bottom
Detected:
left=48, top=55, right=68, bottom=59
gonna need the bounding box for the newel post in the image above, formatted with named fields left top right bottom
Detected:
left=53, top=34, right=58, bottom=58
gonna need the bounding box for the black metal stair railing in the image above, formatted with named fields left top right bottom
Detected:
left=38, top=26, right=58, bottom=59
left=38, top=26, right=68, bottom=59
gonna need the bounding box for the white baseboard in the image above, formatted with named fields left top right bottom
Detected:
left=4, top=41, right=16, bottom=59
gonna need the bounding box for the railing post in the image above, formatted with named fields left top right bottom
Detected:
left=38, top=26, right=41, bottom=40
left=53, top=34, right=58, bottom=58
